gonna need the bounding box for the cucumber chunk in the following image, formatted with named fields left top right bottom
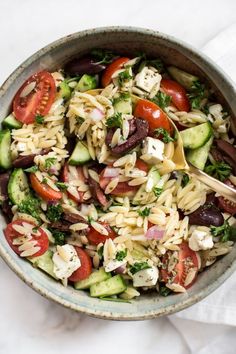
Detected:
left=133, top=166, right=160, bottom=204
left=2, top=113, right=22, bottom=129
left=76, top=74, right=97, bottom=92
left=167, top=66, right=199, bottom=90
left=90, top=274, right=127, bottom=297
left=119, top=286, right=140, bottom=300
left=59, top=81, right=71, bottom=100
left=68, top=141, right=91, bottom=165
left=0, top=129, right=12, bottom=169
left=180, top=122, right=212, bottom=149
left=187, top=135, right=213, bottom=170
left=29, top=250, right=57, bottom=279
left=74, top=268, right=111, bottom=290
left=8, top=168, right=31, bottom=205
left=114, top=95, right=132, bottom=114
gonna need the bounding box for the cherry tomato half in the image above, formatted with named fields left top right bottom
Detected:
left=218, top=180, right=236, bottom=215
left=101, top=57, right=130, bottom=87
left=160, top=242, right=199, bottom=289
left=4, top=219, right=49, bottom=257
left=13, top=71, right=56, bottom=124
left=30, top=173, right=62, bottom=201
left=161, top=79, right=190, bottom=112
left=61, top=164, right=85, bottom=203
left=87, top=222, right=117, bottom=245
left=69, top=247, right=92, bottom=282
left=134, top=99, right=172, bottom=135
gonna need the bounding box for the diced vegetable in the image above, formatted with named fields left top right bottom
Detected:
left=187, top=135, right=213, bottom=170
left=68, top=141, right=91, bottom=165
left=74, top=268, right=111, bottom=290
left=90, top=274, right=127, bottom=297
left=59, top=81, right=71, bottom=100
left=29, top=250, right=57, bottom=279
left=2, top=113, right=23, bottom=129
left=167, top=66, right=199, bottom=90
left=0, top=130, right=12, bottom=169
left=8, top=168, right=30, bottom=205
left=180, top=122, right=212, bottom=149
left=76, top=74, right=97, bottom=92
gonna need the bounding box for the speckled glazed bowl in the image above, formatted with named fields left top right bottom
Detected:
left=1, top=27, right=236, bottom=320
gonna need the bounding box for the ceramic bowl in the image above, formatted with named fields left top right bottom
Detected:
left=1, top=27, right=236, bottom=320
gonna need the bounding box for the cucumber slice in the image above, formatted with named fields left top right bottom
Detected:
left=90, top=274, right=127, bottom=297
left=180, top=122, right=212, bottom=149
left=133, top=166, right=161, bottom=204
left=8, top=168, right=31, bottom=205
left=59, top=81, right=71, bottom=100
left=0, top=130, right=12, bottom=169
left=187, top=135, right=213, bottom=170
left=29, top=250, right=57, bottom=279
left=68, top=141, right=91, bottom=165
left=167, top=66, right=199, bottom=90
left=2, top=113, right=22, bottom=129
left=74, top=268, right=111, bottom=290
left=119, top=287, right=140, bottom=300
left=114, top=95, right=132, bottom=114
left=76, top=74, right=97, bottom=92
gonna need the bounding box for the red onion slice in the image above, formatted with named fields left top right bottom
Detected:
left=103, top=167, right=120, bottom=178
left=89, top=108, right=104, bottom=122
left=145, top=225, right=165, bottom=240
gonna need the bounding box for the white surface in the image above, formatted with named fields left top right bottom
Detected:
left=1, top=1, right=236, bottom=354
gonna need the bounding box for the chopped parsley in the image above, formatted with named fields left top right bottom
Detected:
left=118, top=69, right=132, bottom=86
left=47, top=204, right=63, bottom=222
left=35, top=115, right=44, bottom=124
left=87, top=216, right=94, bottom=224
left=204, top=161, right=232, bottom=182
left=181, top=173, right=190, bottom=187
left=154, top=128, right=175, bottom=143
left=106, top=112, right=123, bottom=129
left=18, top=196, right=41, bottom=221
left=159, top=285, right=172, bottom=297
left=188, top=80, right=207, bottom=110
left=49, top=229, right=66, bottom=245
left=137, top=53, right=164, bottom=72
left=113, top=92, right=131, bottom=105
left=210, top=218, right=236, bottom=242
left=24, top=165, right=38, bottom=173
left=138, top=207, right=151, bottom=217
left=130, top=262, right=150, bottom=275
left=91, top=48, right=116, bottom=64
left=45, top=158, right=57, bottom=170
left=116, top=249, right=127, bottom=261
left=153, top=187, right=163, bottom=197
left=151, top=91, right=171, bottom=109
left=76, top=116, right=85, bottom=125
left=56, top=182, right=68, bottom=191
left=98, top=245, right=104, bottom=259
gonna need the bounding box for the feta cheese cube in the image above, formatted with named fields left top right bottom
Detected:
left=141, top=137, right=165, bottom=164
left=132, top=266, right=159, bottom=287
left=52, top=244, right=81, bottom=280
left=189, top=229, right=214, bottom=251
left=104, top=259, right=126, bottom=273
left=135, top=67, right=162, bottom=93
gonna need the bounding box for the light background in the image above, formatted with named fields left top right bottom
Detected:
left=0, top=1, right=236, bottom=353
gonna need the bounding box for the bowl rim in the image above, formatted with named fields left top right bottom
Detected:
left=1, top=25, right=236, bottom=320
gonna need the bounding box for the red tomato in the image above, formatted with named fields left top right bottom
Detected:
left=69, top=247, right=92, bottom=282
left=87, top=222, right=117, bottom=245
left=135, top=159, right=149, bottom=173
left=101, top=57, right=130, bottom=87
left=30, top=174, right=62, bottom=201
left=160, top=242, right=199, bottom=289
left=218, top=180, right=236, bottom=215
left=13, top=71, right=56, bottom=124
left=4, top=220, right=49, bottom=257
left=134, top=99, right=172, bottom=134
left=161, top=79, right=190, bottom=112
left=110, top=182, right=138, bottom=197
left=61, top=164, right=85, bottom=203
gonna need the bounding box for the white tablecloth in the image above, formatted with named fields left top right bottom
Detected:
left=1, top=1, right=236, bottom=353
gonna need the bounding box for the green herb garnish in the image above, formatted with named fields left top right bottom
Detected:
left=91, top=48, right=116, bottom=64
left=181, top=173, right=190, bottom=187
left=76, top=116, right=85, bottom=125
left=45, top=158, right=57, bottom=170
left=116, top=249, right=127, bottom=261
left=204, top=161, right=232, bottom=182
left=56, top=182, right=68, bottom=191
left=138, top=207, right=151, bottom=217
left=49, top=229, right=66, bottom=245
left=154, top=127, right=175, bottom=143
left=151, top=91, right=171, bottom=109
left=118, top=69, right=132, bottom=86
left=130, top=262, right=150, bottom=275
left=24, top=165, right=38, bottom=173
left=106, top=112, right=123, bottom=128
left=98, top=245, right=104, bottom=259
left=210, top=218, right=236, bottom=242
left=113, top=92, right=131, bottom=105
left=35, top=115, right=44, bottom=124
left=18, top=196, right=41, bottom=221
left=188, top=80, right=207, bottom=110
left=47, top=204, right=63, bottom=222
left=159, top=285, right=172, bottom=297
left=153, top=187, right=163, bottom=197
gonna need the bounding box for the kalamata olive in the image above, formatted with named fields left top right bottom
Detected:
left=12, top=154, right=36, bottom=168
left=64, top=57, right=106, bottom=75
left=0, top=172, right=10, bottom=200
left=88, top=176, right=109, bottom=207
left=206, top=193, right=217, bottom=205
left=170, top=171, right=179, bottom=180
left=188, top=204, right=224, bottom=227
left=216, top=139, right=236, bottom=164
left=1, top=200, right=13, bottom=222
left=63, top=213, right=87, bottom=224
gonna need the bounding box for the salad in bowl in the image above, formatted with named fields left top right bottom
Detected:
left=1, top=48, right=236, bottom=302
